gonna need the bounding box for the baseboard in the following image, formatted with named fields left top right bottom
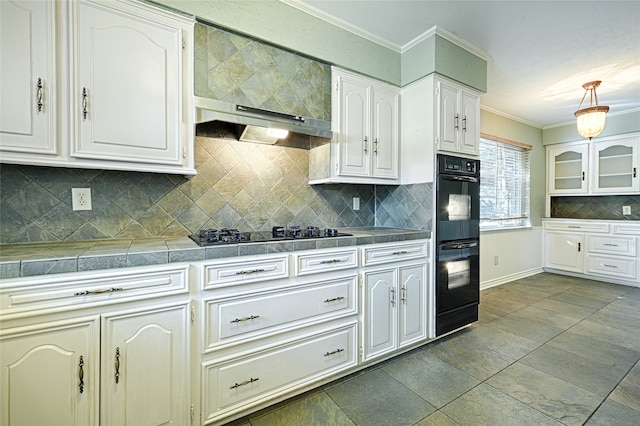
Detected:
left=480, top=267, right=544, bottom=290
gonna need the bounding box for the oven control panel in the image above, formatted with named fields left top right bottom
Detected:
left=439, top=154, right=479, bottom=176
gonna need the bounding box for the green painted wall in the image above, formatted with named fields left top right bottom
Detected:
left=153, top=0, right=401, bottom=84
left=480, top=110, right=545, bottom=226
left=401, top=35, right=487, bottom=92
left=543, top=110, right=640, bottom=145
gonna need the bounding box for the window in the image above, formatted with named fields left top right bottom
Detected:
left=479, top=134, right=531, bottom=230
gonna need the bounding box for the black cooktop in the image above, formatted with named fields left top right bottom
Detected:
left=189, top=226, right=352, bottom=247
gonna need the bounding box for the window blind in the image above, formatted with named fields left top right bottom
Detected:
left=479, top=137, right=530, bottom=229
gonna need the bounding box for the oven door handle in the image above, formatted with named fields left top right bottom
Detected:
left=441, top=175, right=478, bottom=183
left=441, top=241, right=478, bottom=250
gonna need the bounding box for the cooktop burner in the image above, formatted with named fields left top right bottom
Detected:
left=189, top=226, right=352, bottom=246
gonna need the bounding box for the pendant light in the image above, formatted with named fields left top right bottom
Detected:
left=574, top=80, right=609, bottom=139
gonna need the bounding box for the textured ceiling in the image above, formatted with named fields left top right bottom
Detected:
left=294, top=0, right=640, bottom=128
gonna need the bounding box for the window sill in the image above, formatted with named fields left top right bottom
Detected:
left=480, top=225, right=534, bottom=234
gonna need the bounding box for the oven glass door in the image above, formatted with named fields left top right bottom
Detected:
left=436, top=239, right=480, bottom=314
left=437, top=174, right=480, bottom=241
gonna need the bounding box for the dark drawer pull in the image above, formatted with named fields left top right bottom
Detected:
left=230, top=315, right=260, bottom=323
left=392, top=250, right=409, bottom=255
left=324, top=348, right=344, bottom=357
left=324, top=296, right=345, bottom=303
left=230, top=377, right=259, bottom=389
left=320, top=259, right=344, bottom=264
left=235, top=268, right=265, bottom=275
left=74, top=287, right=124, bottom=296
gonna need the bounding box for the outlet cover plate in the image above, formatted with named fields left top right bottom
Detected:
left=623, top=205, right=631, bottom=215
left=72, top=188, right=92, bottom=211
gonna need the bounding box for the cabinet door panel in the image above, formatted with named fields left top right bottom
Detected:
left=460, top=92, right=479, bottom=155
left=0, top=319, right=99, bottom=426
left=0, top=0, right=56, bottom=154
left=362, top=269, right=396, bottom=361
left=592, top=138, right=639, bottom=193
left=338, top=79, right=370, bottom=176
left=372, top=89, right=398, bottom=178
left=101, top=304, right=189, bottom=426
left=544, top=232, right=584, bottom=273
left=437, top=83, right=459, bottom=152
left=399, top=264, right=427, bottom=347
left=547, top=144, right=589, bottom=194
left=73, top=1, right=182, bottom=165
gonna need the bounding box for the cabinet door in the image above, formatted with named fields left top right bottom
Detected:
left=436, top=81, right=460, bottom=152
left=0, top=0, right=57, bottom=155
left=72, top=0, right=183, bottom=165
left=337, top=77, right=370, bottom=177
left=459, top=91, right=479, bottom=155
left=362, top=269, right=396, bottom=361
left=544, top=232, right=584, bottom=273
left=371, top=86, right=399, bottom=179
left=547, top=144, right=589, bottom=194
left=398, top=264, right=427, bottom=348
left=101, top=303, right=189, bottom=426
left=0, top=319, right=99, bottom=426
left=592, top=137, right=639, bottom=193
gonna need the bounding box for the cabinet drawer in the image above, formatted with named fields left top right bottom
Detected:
left=201, top=254, right=289, bottom=290
left=204, top=276, right=357, bottom=351
left=362, top=241, right=428, bottom=267
left=586, top=254, right=637, bottom=280
left=0, top=265, right=188, bottom=319
left=587, top=235, right=636, bottom=256
left=543, top=221, right=609, bottom=233
left=202, top=323, right=357, bottom=423
left=294, top=248, right=358, bottom=276
left=613, top=223, right=640, bottom=236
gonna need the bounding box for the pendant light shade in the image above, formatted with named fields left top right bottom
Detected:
left=574, top=80, right=609, bottom=139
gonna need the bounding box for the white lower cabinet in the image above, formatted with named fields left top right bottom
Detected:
left=0, top=265, right=191, bottom=426
left=0, top=318, right=100, bottom=426
left=543, top=220, right=639, bottom=285
left=362, top=241, right=429, bottom=362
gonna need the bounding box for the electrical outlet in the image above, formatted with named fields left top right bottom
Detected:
left=623, top=205, right=631, bottom=215
left=352, top=197, right=360, bottom=211
left=72, top=188, right=92, bottom=211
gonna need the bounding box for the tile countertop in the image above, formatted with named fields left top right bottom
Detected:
left=0, top=227, right=431, bottom=279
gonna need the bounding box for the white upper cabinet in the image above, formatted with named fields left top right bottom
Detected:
left=547, top=142, right=589, bottom=194
left=546, top=133, right=639, bottom=196
left=436, top=78, right=480, bottom=155
left=71, top=0, right=186, bottom=167
left=0, top=0, right=196, bottom=175
left=592, top=136, right=639, bottom=193
left=0, top=0, right=57, bottom=156
left=309, top=67, right=399, bottom=184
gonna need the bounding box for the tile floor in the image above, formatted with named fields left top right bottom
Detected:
left=225, top=273, right=640, bottom=426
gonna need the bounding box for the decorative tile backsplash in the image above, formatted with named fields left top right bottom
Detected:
left=194, top=23, right=331, bottom=121
left=0, top=138, right=387, bottom=244
left=550, top=195, right=640, bottom=220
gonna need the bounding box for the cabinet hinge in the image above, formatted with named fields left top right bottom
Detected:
left=190, top=306, right=195, bottom=323
left=359, top=346, right=363, bottom=357
left=190, top=404, right=195, bottom=421
left=335, top=81, right=339, bottom=91
left=182, top=39, right=186, bottom=50
left=183, top=147, right=187, bottom=159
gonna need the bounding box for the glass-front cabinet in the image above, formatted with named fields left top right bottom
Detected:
left=592, top=137, right=639, bottom=193
left=548, top=143, right=589, bottom=194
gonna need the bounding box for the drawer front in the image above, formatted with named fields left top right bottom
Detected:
left=586, top=254, right=637, bottom=280
left=543, top=221, right=609, bottom=233
left=613, top=223, right=640, bottom=236
left=202, top=323, right=357, bottom=422
left=0, top=265, right=189, bottom=319
left=204, top=276, right=357, bottom=351
left=587, top=235, right=636, bottom=256
left=294, top=248, right=358, bottom=276
left=202, top=255, right=289, bottom=290
left=363, top=241, right=428, bottom=267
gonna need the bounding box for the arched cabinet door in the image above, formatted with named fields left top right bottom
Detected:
left=362, top=268, right=396, bottom=361
left=0, top=319, right=99, bottom=426
left=398, top=263, right=427, bottom=348
left=0, top=0, right=57, bottom=155
left=71, top=0, right=184, bottom=166
left=100, top=303, right=189, bottom=426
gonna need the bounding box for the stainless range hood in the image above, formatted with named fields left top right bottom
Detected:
left=195, top=97, right=332, bottom=147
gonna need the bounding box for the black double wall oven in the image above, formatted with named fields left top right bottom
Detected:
left=435, top=154, right=480, bottom=336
